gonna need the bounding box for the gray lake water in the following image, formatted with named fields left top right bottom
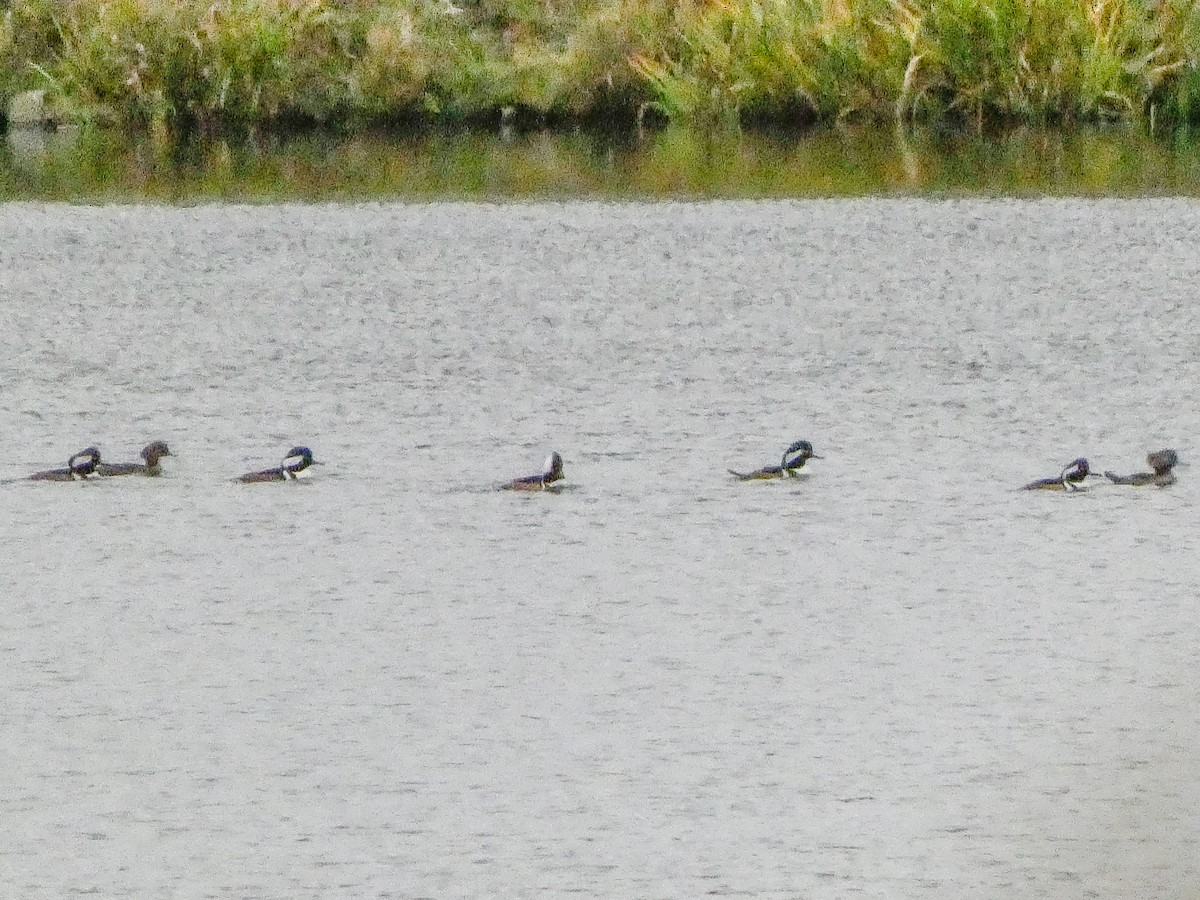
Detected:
left=1, top=200, right=1198, bottom=898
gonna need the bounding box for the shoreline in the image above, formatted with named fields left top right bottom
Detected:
left=5, top=124, right=1200, bottom=202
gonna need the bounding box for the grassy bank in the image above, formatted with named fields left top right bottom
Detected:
left=3, top=0, right=1200, bottom=136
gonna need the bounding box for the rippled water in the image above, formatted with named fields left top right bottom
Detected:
left=2, top=200, right=1198, bottom=898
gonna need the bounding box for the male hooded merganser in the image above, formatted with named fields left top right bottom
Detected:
left=1104, top=449, right=1178, bottom=487
left=97, top=441, right=173, bottom=477
left=1022, top=457, right=1100, bottom=491
left=28, top=446, right=102, bottom=481
left=237, top=446, right=321, bottom=483
left=729, top=440, right=822, bottom=480
left=500, top=451, right=564, bottom=491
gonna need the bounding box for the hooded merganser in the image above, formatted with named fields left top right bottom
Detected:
left=729, top=440, right=822, bottom=481
left=1104, top=448, right=1178, bottom=487
left=1022, top=457, right=1100, bottom=491
left=500, top=451, right=564, bottom=491
left=28, top=446, right=101, bottom=481
left=237, top=446, right=321, bottom=483
left=97, top=441, right=173, bottom=477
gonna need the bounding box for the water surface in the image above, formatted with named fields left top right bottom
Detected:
left=1, top=200, right=1198, bottom=898
left=6, top=126, right=1200, bottom=201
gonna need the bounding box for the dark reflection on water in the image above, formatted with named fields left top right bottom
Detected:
left=4, top=124, right=1200, bottom=201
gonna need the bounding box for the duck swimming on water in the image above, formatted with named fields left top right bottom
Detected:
left=1104, top=449, right=1178, bottom=487
left=729, top=440, right=822, bottom=481
left=97, top=441, right=173, bottom=477
left=28, top=446, right=102, bottom=481
left=237, top=446, right=321, bottom=483
left=500, top=451, right=564, bottom=491
left=1022, top=457, right=1100, bottom=491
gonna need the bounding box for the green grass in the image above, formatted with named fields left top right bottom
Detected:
left=3, top=0, right=1200, bottom=136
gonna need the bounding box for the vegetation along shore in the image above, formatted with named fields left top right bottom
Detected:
left=3, top=0, right=1200, bottom=137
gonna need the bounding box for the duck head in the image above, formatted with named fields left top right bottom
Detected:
left=141, top=441, right=173, bottom=466
left=1147, top=449, right=1178, bottom=474
left=69, top=447, right=101, bottom=478
left=782, top=439, right=821, bottom=470
left=543, top=452, right=564, bottom=484
left=282, top=446, right=320, bottom=475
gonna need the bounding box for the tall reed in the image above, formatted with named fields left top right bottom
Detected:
left=3, top=0, right=1199, bottom=134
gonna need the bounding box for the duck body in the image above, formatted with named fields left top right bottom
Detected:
left=1023, top=478, right=1074, bottom=491
left=1023, top=457, right=1097, bottom=491
left=97, top=441, right=172, bottom=477
left=29, top=447, right=102, bottom=481
left=237, top=446, right=320, bottom=483
left=501, top=452, right=564, bottom=491
left=238, top=466, right=290, bottom=483
left=730, top=440, right=821, bottom=481
left=1105, top=449, right=1178, bottom=487
left=730, top=464, right=791, bottom=480
left=1104, top=470, right=1175, bottom=487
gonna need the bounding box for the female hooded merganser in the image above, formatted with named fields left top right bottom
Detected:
left=729, top=440, right=822, bottom=480
left=1104, top=449, right=1178, bottom=487
left=500, top=451, right=564, bottom=491
left=97, top=441, right=173, bottom=477
left=28, top=446, right=102, bottom=481
left=237, top=446, right=321, bottom=483
left=1022, top=457, right=1100, bottom=491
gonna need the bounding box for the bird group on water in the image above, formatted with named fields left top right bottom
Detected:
left=21, top=439, right=1180, bottom=492
left=24, top=442, right=320, bottom=483
left=1021, top=449, right=1180, bottom=490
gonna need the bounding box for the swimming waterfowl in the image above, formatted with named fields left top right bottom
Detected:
left=97, top=441, right=173, bottom=476
left=237, top=446, right=321, bottom=483
left=500, top=451, right=564, bottom=491
left=1022, top=457, right=1100, bottom=491
left=1104, top=449, right=1178, bottom=487
left=28, top=446, right=101, bottom=481
left=729, top=440, right=822, bottom=481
